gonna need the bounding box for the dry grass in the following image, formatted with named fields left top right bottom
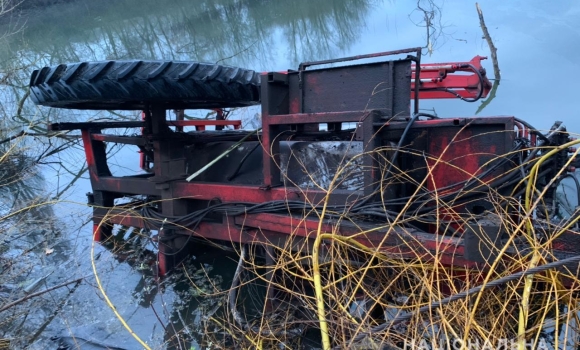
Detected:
left=197, top=128, right=580, bottom=349
left=87, top=125, right=580, bottom=349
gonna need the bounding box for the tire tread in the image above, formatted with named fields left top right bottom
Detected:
left=29, top=60, right=261, bottom=110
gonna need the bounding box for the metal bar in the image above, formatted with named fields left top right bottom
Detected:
left=49, top=121, right=144, bottom=131
left=386, top=60, right=394, bottom=119
left=298, top=47, right=423, bottom=70
left=93, top=176, right=161, bottom=196
left=362, top=112, right=380, bottom=195
left=102, top=206, right=481, bottom=267
left=81, top=130, right=111, bottom=178
left=150, top=106, right=180, bottom=276
left=412, top=48, right=421, bottom=115
left=103, top=207, right=580, bottom=274
left=166, top=120, right=242, bottom=127
left=373, top=116, right=515, bottom=129
left=215, top=108, right=225, bottom=131
left=260, top=73, right=282, bottom=188
left=91, top=133, right=146, bottom=146
left=171, top=182, right=360, bottom=206
left=266, top=110, right=374, bottom=126
left=233, top=213, right=481, bottom=267
left=82, top=129, right=114, bottom=241
left=49, top=119, right=241, bottom=132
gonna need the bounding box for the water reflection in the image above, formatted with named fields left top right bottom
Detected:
left=96, top=226, right=238, bottom=350
left=1, top=0, right=377, bottom=69
left=3, top=0, right=580, bottom=348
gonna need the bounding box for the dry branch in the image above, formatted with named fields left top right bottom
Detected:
left=0, top=130, right=25, bottom=145
left=0, top=277, right=83, bottom=313
left=476, top=2, right=500, bottom=81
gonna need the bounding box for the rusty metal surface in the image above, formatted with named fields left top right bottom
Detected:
left=47, top=49, right=579, bottom=279
left=298, top=60, right=412, bottom=118
left=49, top=121, right=144, bottom=131
left=298, top=47, right=422, bottom=70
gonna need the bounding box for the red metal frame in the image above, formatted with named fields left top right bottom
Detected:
left=412, top=56, right=492, bottom=100
left=52, top=50, right=577, bottom=282
left=166, top=119, right=241, bottom=131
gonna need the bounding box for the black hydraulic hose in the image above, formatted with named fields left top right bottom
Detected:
left=353, top=112, right=422, bottom=210
left=138, top=132, right=555, bottom=239
left=514, top=117, right=550, bottom=145
left=388, top=113, right=421, bottom=176
left=227, top=142, right=261, bottom=181
left=387, top=140, right=556, bottom=211
left=376, top=123, right=568, bottom=209
left=523, top=122, right=567, bottom=166
left=459, top=63, right=485, bottom=102
left=367, top=156, right=520, bottom=209
left=340, top=254, right=580, bottom=348
left=419, top=63, right=486, bottom=103
left=138, top=144, right=548, bottom=234
left=365, top=164, right=552, bottom=218
left=360, top=140, right=525, bottom=208
left=413, top=112, right=439, bottom=119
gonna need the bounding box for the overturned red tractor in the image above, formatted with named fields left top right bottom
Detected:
left=29, top=47, right=580, bottom=286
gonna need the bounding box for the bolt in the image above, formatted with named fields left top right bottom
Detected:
left=569, top=147, right=578, bottom=153
left=568, top=166, right=576, bottom=172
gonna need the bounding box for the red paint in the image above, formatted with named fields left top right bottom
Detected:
left=411, top=55, right=492, bottom=100
left=59, top=51, right=577, bottom=287
left=104, top=209, right=485, bottom=269
left=92, top=223, right=102, bottom=241
left=92, top=223, right=112, bottom=242
left=171, top=182, right=358, bottom=205
left=429, top=128, right=479, bottom=188
left=290, top=98, right=300, bottom=114
left=81, top=130, right=95, bottom=169
left=166, top=120, right=241, bottom=128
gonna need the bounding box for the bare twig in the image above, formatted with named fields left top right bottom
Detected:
left=475, top=3, right=500, bottom=115
left=228, top=245, right=246, bottom=328
left=15, top=88, right=30, bottom=122
left=215, top=39, right=259, bottom=65
left=0, top=131, right=25, bottom=145
left=476, top=3, right=500, bottom=81
left=27, top=279, right=82, bottom=344
left=0, top=277, right=83, bottom=313
left=410, top=0, right=446, bottom=55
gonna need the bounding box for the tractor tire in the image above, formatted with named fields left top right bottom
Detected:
left=29, top=60, right=261, bottom=110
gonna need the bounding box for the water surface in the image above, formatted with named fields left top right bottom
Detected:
left=0, top=0, right=579, bottom=348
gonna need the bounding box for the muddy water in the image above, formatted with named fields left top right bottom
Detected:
left=0, top=0, right=579, bottom=349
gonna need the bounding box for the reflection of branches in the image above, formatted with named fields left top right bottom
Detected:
left=53, top=164, right=86, bottom=199
left=0, top=0, right=375, bottom=70
left=0, top=130, right=25, bottom=145
left=0, top=277, right=83, bottom=313
left=215, top=39, right=259, bottom=65
left=280, top=0, right=371, bottom=63
left=35, top=135, right=80, bottom=163
left=14, top=87, right=29, bottom=121
left=26, top=278, right=83, bottom=344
